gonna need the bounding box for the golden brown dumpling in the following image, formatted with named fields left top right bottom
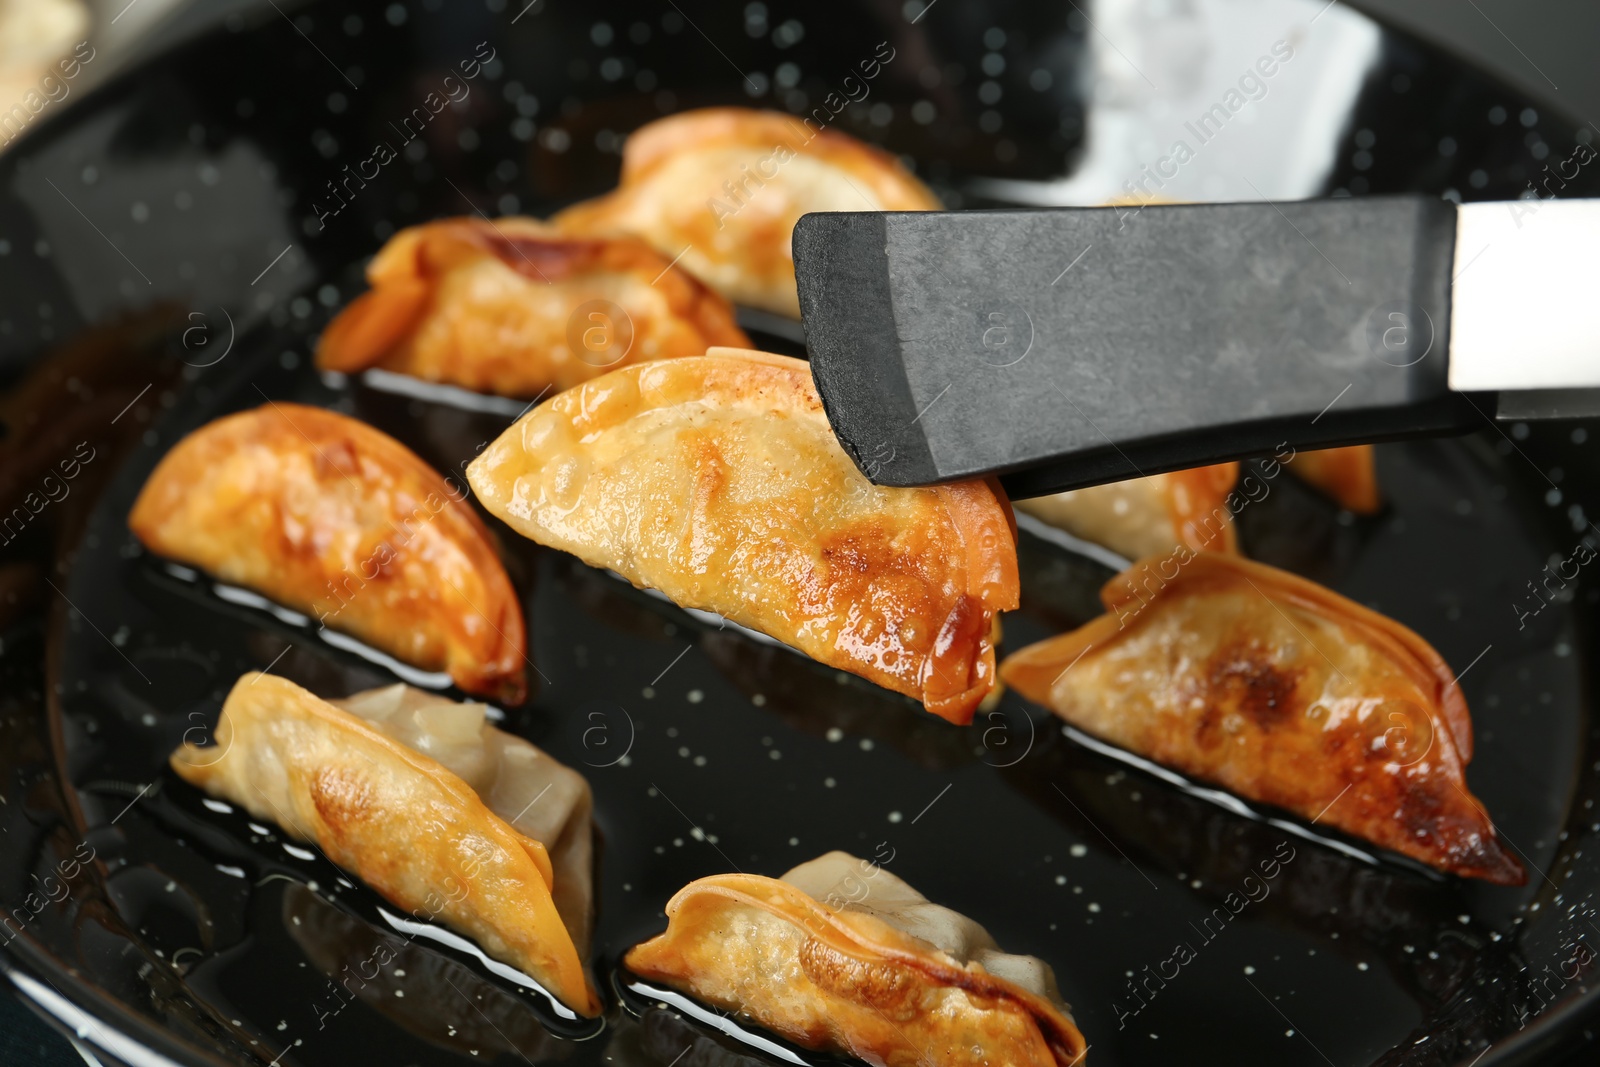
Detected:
left=316, top=216, right=750, bottom=398
left=1002, top=552, right=1523, bottom=884
left=1018, top=463, right=1240, bottom=560
left=331, top=683, right=595, bottom=951
left=1288, top=444, right=1381, bottom=514
left=624, top=852, right=1088, bottom=1066
left=466, top=348, right=1018, bottom=724
left=553, top=108, right=942, bottom=317
left=129, top=404, right=525, bottom=701
left=171, top=674, right=601, bottom=1015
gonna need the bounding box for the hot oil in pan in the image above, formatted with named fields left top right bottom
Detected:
left=49, top=333, right=1582, bottom=1066
left=611, top=972, right=856, bottom=1066
left=135, top=784, right=603, bottom=1046
left=2, top=0, right=1593, bottom=1055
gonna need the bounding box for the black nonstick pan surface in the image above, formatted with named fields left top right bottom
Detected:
left=2, top=1, right=1599, bottom=1065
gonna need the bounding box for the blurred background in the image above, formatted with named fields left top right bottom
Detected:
left=0, top=0, right=1598, bottom=133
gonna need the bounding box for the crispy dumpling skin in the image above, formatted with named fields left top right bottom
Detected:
left=466, top=349, right=1019, bottom=723
left=624, top=852, right=1088, bottom=1067
left=171, top=673, right=601, bottom=1016
left=1289, top=445, right=1381, bottom=514
left=1018, top=463, right=1240, bottom=559
left=332, top=683, right=596, bottom=952
left=316, top=216, right=750, bottom=398
left=1001, top=553, right=1524, bottom=884
left=552, top=108, right=942, bottom=317
left=129, top=404, right=526, bottom=702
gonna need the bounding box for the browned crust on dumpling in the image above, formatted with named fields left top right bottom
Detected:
left=467, top=349, right=1017, bottom=722
left=625, top=873, right=1087, bottom=1066
left=1101, top=553, right=1470, bottom=758
left=552, top=108, right=941, bottom=316
left=1001, top=553, right=1522, bottom=884
left=315, top=216, right=750, bottom=396
left=129, top=404, right=526, bottom=701
left=611, top=108, right=942, bottom=209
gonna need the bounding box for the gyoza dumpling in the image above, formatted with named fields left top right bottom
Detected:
left=552, top=108, right=942, bottom=317
left=316, top=217, right=750, bottom=398
left=1001, top=552, right=1523, bottom=884
left=624, top=851, right=1088, bottom=1067
left=171, top=673, right=600, bottom=1015
left=1288, top=445, right=1381, bottom=514
left=466, top=349, right=1019, bottom=723
left=332, top=683, right=595, bottom=951
left=1017, top=463, right=1239, bottom=560
left=129, top=404, right=526, bottom=701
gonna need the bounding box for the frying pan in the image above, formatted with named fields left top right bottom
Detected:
left=1, top=1, right=1598, bottom=1065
